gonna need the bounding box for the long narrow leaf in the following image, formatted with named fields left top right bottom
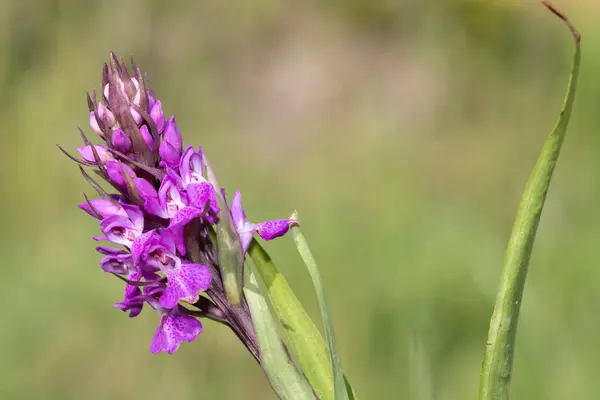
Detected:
left=479, top=3, right=581, bottom=399
left=344, top=375, right=358, bottom=400
left=248, top=239, right=334, bottom=400
left=244, top=267, right=316, bottom=400
left=290, top=215, right=351, bottom=400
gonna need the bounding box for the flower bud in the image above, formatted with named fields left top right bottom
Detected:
left=150, top=101, right=165, bottom=133
left=105, top=161, right=137, bottom=190
left=77, top=145, right=114, bottom=164
left=139, top=125, right=154, bottom=149
left=79, top=198, right=126, bottom=219
left=111, top=129, right=133, bottom=154
left=104, top=77, right=141, bottom=105
left=131, top=107, right=143, bottom=125
left=90, top=103, right=116, bottom=136
left=159, top=116, right=183, bottom=170
left=90, top=112, right=102, bottom=135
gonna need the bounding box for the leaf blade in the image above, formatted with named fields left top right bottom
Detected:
left=479, top=3, right=581, bottom=399
left=248, top=239, right=334, bottom=400
left=244, top=267, right=316, bottom=400
left=290, top=216, right=351, bottom=400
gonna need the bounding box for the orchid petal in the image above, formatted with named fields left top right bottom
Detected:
left=134, top=178, right=165, bottom=217
left=179, top=146, right=204, bottom=186
left=187, top=182, right=219, bottom=216
left=150, top=311, right=202, bottom=354
left=101, top=215, right=140, bottom=247
left=256, top=219, right=294, bottom=241
left=168, top=207, right=202, bottom=255
left=105, top=161, right=137, bottom=190
left=131, top=229, right=156, bottom=266
left=79, top=198, right=125, bottom=219
left=159, top=263, right=212, bottom=309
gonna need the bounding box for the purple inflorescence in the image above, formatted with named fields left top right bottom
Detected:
left=64, top=53, right=294, bottom=355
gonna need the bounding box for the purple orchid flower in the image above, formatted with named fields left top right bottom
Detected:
left=230, top=190, right=295, bottom=254
left=114, top=278, right=159, bottom=319
left=132, top=228, right=177, bottom=270
left=112, top=256, right=164, bottom=319
left=159, top=261, right=212, bottom=309
left=158, top=177, right=188, bottom=219
left=179, top=145, right=209, bottom=187
left=175, top=145, right=220, bottom=219
left=130, top=228, right=211, bottom=307
left=135, top=178, right=167, bottom=218
left=115, top=294, right=204, bottom=354
left=122, top=276, right=144, bottom=318
left=97, top=246, right=135, bottom=275
left=168, top=206, right=203, bottom=255
left=114, top=293, right=144, bottom=318
left=105, top=161, right=137, bottom=191
left=100, top=204, right=144, bottom=247
left=131, top=229, right=157, bottom=267
left=187, top=182, right=219, bottom=217
left=157, top=177, right=205, bottom=256
left=100, top=216, right=142, bottom=247
left=150, top=305, right=203, bottom=354
left=122, top=203, right=145, bottom=230
left=144, top=272, right=167, bottom=297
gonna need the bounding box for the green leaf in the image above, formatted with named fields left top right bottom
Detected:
left=248, top=239, right=334, bottom=400
left=290, top=214, right=351, bottom=400
left=344, top=375, right=358, bottom=400
left=244, top=267, right=316, bottom=400
left=479, top=3, right=581, bottom=399
left=204, top=156, right=244, bottom=305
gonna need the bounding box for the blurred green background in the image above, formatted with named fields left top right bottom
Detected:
left=2, top=1, right=600, bottom=398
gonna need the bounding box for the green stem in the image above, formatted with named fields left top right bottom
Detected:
left=479, top=3, right=580, bottom=399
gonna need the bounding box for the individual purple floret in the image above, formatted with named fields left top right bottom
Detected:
left=97, top=246, right=134, bottom=275
left=150, top=303, right=203, bottom=354
left=64, top=53, right=295, bottom=358
left=160, top=261, right=212, bottom=308
left=230, top=190, right=296, bottom=254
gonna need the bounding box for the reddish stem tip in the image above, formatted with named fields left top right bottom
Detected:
left=541, top=1, right=581, bottom=43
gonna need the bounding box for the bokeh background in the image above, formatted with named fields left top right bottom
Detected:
left=2, top=1, right=600, bottom=399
